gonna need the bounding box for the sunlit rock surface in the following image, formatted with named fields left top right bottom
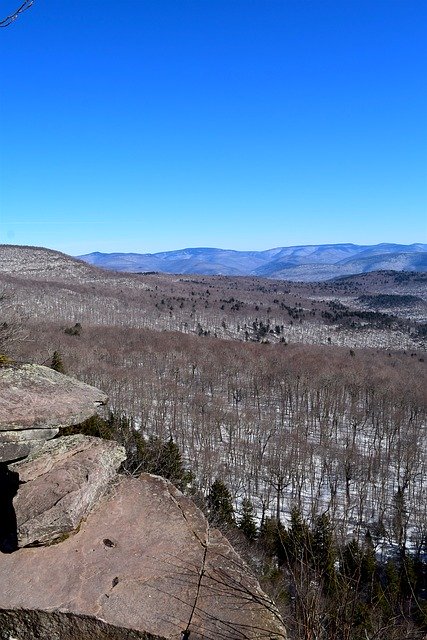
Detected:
left=12, top=435, right=126, bottom=547
left=0, top=473, right=287, bottom=640
left=0, top=364, right=108, bottom=462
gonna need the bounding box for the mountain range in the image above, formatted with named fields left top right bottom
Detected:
left=79, top=243, right=427, bottom=281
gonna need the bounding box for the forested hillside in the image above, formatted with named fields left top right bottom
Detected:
left=1, top=245, right=426, bottom=351
left=2, top=245, right=427, bottom=638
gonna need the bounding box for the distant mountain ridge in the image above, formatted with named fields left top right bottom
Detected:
left=78, top=243, right=427, bottom=281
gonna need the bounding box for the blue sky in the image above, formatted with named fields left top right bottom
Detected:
left=1, top=0, right=426, bottom=255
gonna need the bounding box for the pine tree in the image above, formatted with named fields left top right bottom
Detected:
left=128, top=432, right=191, bottom=490
left=160, top=438, right=184, bottom=481
left=51, top=350, right=65, bottom=373
left=208, top=479, right=235, bottom=528
left=360, top=530, right=377, bottom=592
left=312, top=513, right=337, bottom=593
left=283, top=506, right=312, bottom=566
left=393, top=486, right=407, bottom=552
left=400, top=554, right=417, bottom=602
left=341, top=539, right=363, bottom=581
left=238, top=498, right=257, bottom=541
left=258, top=516, right=285, bottom=561
left=59, top=414, right=114, bottom=439
left=158, top=438, right=192, bottom=491
left=384, top=560, right=400, bottom=612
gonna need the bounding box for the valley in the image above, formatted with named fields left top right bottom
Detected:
left=1, top=244, right=427, bottom=639
left=1, top=245, right=426, bottom=352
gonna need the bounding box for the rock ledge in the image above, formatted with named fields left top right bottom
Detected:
left=0, top=472, right=287, bottom=639
left=0, top=364, right=108, bottom=462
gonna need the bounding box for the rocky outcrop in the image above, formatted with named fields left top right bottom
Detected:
left=12, top=435, right=126, bottom=547
left=0, top=470, right=287, bottom=639
left=0, top=364, right=108, bottom=462
left=0, top=365, right=287, bottom=638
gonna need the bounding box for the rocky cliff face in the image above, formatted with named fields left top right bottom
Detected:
left=0, top=365, right=287, bottom=640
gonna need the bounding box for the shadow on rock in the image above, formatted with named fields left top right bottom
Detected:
left=0, top=463, right=20, bottom=553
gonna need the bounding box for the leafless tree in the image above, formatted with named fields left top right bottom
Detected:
left=0, top=288, right=27, bottom=356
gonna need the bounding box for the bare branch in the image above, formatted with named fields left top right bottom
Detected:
left=0, top=1, right=34, bottom=28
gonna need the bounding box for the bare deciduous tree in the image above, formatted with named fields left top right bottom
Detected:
left=0, top=288, right=27, bottom=356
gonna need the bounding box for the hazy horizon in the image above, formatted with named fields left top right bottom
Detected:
left=76, top=241, right=427, bottom=257
left=2, top=240, right=427, bottom=259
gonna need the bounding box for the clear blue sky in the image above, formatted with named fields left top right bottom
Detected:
left=1, top=0, right=426, bottom=255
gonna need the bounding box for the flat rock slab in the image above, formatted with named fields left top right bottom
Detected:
left=0, top=473, right=287, bottom=640
left=0, top=364, right=108, bottom=462
left=11, top=435, right=127, bottom=547
left=0, top=364, right=108, bottom=431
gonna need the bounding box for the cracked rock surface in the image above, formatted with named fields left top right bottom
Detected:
left=12, top=435, right=127, bottom=547
left=0, top=364, right=108, bottom=462
left=0, top=472, right=287, bottom=639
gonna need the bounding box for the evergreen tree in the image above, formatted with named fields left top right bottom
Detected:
left=238, top=498, right=257, bottom=541
left=156, top=437, right=192, bottom=491
left=258, top=516, right=285, bottom=561
left=282, top=506, right=312, bottom=567
left=393, top=486, right=407, bottom=552
left=50, top=350, right=65, bottom=373
left=399, top=554, right=417, bottom=602
left=341, top=539, right=363, bottom=581
left=64, top=322, right=82, bottom=336
left=60, top=414, right=114, bottom=439
left=160, top=438, right=185, bottom=484
left=360, top=530, right=377, bottom=592
left=384, top=560, right=400, bottom=612
left=208, top=478, right=235, bottom=528
left=312, top=512, right=337, bottom=593
left=131, top=433, right=191, bottom=490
